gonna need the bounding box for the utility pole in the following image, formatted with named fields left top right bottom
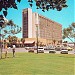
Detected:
left=35, top=12, right=39, bottom=54
left=36, top=24, right=38, bottom=54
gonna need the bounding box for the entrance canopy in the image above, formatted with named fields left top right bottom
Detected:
left=24, top=41, right=35, bottom=47
left=25, top=41, right=35, bottom=44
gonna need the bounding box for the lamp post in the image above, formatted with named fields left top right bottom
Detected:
left=35, top=12, right=39, bottom=54
left=36, top=24, right=38, bottom=54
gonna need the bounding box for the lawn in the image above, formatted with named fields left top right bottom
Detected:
left=0, top=53, right=75, bottom=75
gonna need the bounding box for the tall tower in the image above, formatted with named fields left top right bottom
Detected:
left=22, top=8, right=32, bottom=38
left=22, top=8, right=62, bottom=45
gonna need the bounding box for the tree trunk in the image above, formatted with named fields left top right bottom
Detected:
left=74, top=43, right=75, bottom=54
left=0, top=29, right=2, bottom=59
left=0, top=42, right=2, bottom=59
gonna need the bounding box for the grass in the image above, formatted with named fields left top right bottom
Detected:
left=0, top=53, right=75, bottom=75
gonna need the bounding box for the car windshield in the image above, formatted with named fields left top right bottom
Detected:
left=38, top=48, right=43, bottom=49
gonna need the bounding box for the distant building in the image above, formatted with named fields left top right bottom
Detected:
left=22, top=8, right=62, bottom=46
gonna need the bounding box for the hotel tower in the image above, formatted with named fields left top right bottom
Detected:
left=22, top=8, right=62, bottom=46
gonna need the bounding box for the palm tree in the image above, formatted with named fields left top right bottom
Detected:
left=12, top=36, right=18, bottom=45
left=6, top=35, right=12, bottom=47
left=7, top=35, right=18, bottom=46
left=53, top=40, right=56, bottom=46
left=21, top=38, right=25, bottom=47
left=7, top=35, right=12, bottom=42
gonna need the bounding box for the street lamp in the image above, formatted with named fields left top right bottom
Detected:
left=36, top=24, right=38, bottom=54
left=35, top=12, right=39, bottom=54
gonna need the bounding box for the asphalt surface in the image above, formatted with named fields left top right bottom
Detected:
left=2, top=48, right=74, bottom=54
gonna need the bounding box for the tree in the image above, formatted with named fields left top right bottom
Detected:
left=12, top=36, right=18, bottom=44
left=4, top=20, right=21, bottom=46
left=7, top=35, right=17, bottom=43
left=0, top=15, right=6, bottom=59
left=21, top=38, right=25, bottom=43
left=0, top=16, right=21, bottom=59
left=7, top=35, right=12, bottom=42
left=3, top=20, right=21, bottom=35
left=31, top=0, right=68, bottom=12
left=63, top=23, right=75, bottom=52
left=0, top=0, right=68, bottom=16
left=21, top=38, right=25, bottom=47
left=53, top=39, right=56, bottom=45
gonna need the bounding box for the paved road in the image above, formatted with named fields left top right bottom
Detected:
left=2, top=48, right=74, bottom=54
left=2, top=48, right=28, bottom=53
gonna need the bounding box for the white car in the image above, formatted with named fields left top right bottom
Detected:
left=38, top=47, right=44, bottom=53
left=61, top=48, right=68, bottom=54
left=49, top=49, right=56, bottom=53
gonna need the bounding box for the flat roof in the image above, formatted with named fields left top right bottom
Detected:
left=25, top=41, right=35, bottom=44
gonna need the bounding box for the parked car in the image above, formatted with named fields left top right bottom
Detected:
left=55, top=46, right=61, bottom=51
left=38, top=47, right=44, bottom=53
left=67, top=47, right=73, bottom=51
left=49, top=47, right=56, bottom=53
left=44, top=47, right=49, bottom=50
left=25, top=47, right=30, bottom=50
left=28, top=49, right=34, bottom=53
left=61, top=48, right=68, bottom=54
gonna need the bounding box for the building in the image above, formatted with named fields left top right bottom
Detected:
left=22, top=8, right=62, bottom=46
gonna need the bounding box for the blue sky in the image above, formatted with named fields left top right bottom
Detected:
left=0, top=0, right=74, bottom=40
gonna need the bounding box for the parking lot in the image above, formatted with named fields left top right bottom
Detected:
left=2, top=48, right=74, bottom=54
